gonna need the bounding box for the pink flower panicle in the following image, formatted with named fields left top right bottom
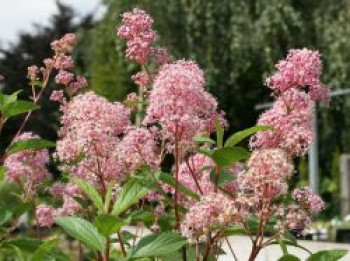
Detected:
left=144, top=60, right=219, bottom=151
left=292, top=187, right=325, bottom=213
left=251, top=89, right=314, bottom=156
left=181, top=193, right=242, bottom=242
left=27, top=66, right=38, bottom=81
left=50, top=90, right=65, bottom=103
left=69, top=75, right=88, bottom=94
left=36, top=204, right=56, bottom=228
left=56, top=92, right=130, bottom=189
left=151, top=47, right=171, bottom=65
left=119, top=127, right=158, bottom=172
left=50, top=33, right=77, bottom=54
left=238, top=149, right=293, bottom=199
left=132, top=71, right=149, bottom=88
left=284, top=206, right=311, bottom=232
left=55, top=70, right=74, bottom=86
left=266, top=48, right=329, bottom=103
left=4, top=132, right=50, bottom=197
left=117, top=8, right=156, bottom=64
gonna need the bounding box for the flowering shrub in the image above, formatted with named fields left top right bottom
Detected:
left=0, top=7, right=347, bottom=261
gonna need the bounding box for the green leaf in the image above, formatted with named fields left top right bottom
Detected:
left=56, top=216, right=105, bottom=252
left=7, top=139, right=55, bottom=155
left=221, top=225, right=245, bottom=237
left=128, top=232, right=187, bottom=259
left=209, top=170, right=235, bottom=186
left=279, top=239, right=288, bottom=255
left=270, top=239, right=312, bottom=255
left=2, top=100, right=39, bottom=118
left=215, top=120, right=224, bottom=148
left=31, top=237, right=59, bottom=261
left=212, top=147, right=250, bottom=167
left=111, top=178, right=150, bottom=216
left=197, top=148, right=214, bottom=158
left=0, top=209, right=12, bottom=226
left=71, top=177, right=104, bottom=212
left=1, top=238, right=42, bottom=252
left=127, top=210, right=154, bottom=224
left=224, top=125, right=271, bottom=147
left=0, top=90, right=21, bottom=108
left=104, top=181, right=115, bottom=213
left=284, top=231, right=297, bottom=244
left=155, top=172, right=200, bottom=200
left=306, top=250, right=347, bottom=261
left=8, top=245, right=24, bottom=261
left=193, top=136, right=216, bottom=145
left=94, top=214, right=125, bottom=237
left=278, top=254, right=300, bottom=261
left=0, top=166, right=6, bottom=180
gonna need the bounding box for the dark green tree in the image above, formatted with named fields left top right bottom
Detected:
left=0, top=2, right=94, bottom=150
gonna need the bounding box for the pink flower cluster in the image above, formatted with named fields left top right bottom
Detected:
left=238, top=149, right=293, bottom=199
left=4, top=132, right=50, bottom=198
left=118, top=127, right=158, bottom=173
left=180, top=193, right=242, bottom=242
left=51, top=33, right=77, bottom=54
left=51, top=34, right=87, bottom=95
left=284, top=206, right=311, bottom=232
left=117, top=8, right=156, bottom=64
left=36, top=204, right=56, bottom=228
left=266, top=48, right=329, bottom=103
left=292, top=187, right=325, bottom=213
left=251, top=89, right=314, bottom=156
left=144, top=60, right=219, bottom=151
left=36, top=182, right=82, bottom=227
left=56, top=92, right=130, bottom=189
left=251, top=49, right=330, bottom=156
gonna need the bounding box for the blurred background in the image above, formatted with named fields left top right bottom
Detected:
left=1, top=0, right=350, bottom=227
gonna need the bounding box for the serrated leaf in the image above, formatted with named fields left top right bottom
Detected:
left=2, top=100, right=39, bottom=118
left=224, top=125, right=271, bottom=147
left=31, top=237, right=59, bottom=261
left=0, top=208, right=12, bottom=226
left=56, top=216, right=105, bottom=252
left=193, top=136, right=216, bottom=145
left=128, top=232, right=187, bottom=259
left=212, top=147, right=250, bottom=167
left=71, top=177, right=104, bottom=212
left=111, top=178, right=150, bottom=216
left=278, top=254, right=300, bottom=261
left=7, top=139, right=55, bottom=155
left=155, top=172, right=200, bottom=200
left=306, top=250, right=347, bottom=261
left=94, top=214, right=125, bottom=237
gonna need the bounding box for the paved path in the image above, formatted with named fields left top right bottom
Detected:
left=219, top=236, right=350, bottom=260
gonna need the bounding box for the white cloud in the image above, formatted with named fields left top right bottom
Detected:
left=0, top=0, right=102, bottom=48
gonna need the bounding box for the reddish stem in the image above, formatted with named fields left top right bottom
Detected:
left=174, top=124, right=181, bottom=230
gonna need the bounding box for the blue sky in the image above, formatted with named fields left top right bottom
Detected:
left=0, top=0, right=103, bottom=48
